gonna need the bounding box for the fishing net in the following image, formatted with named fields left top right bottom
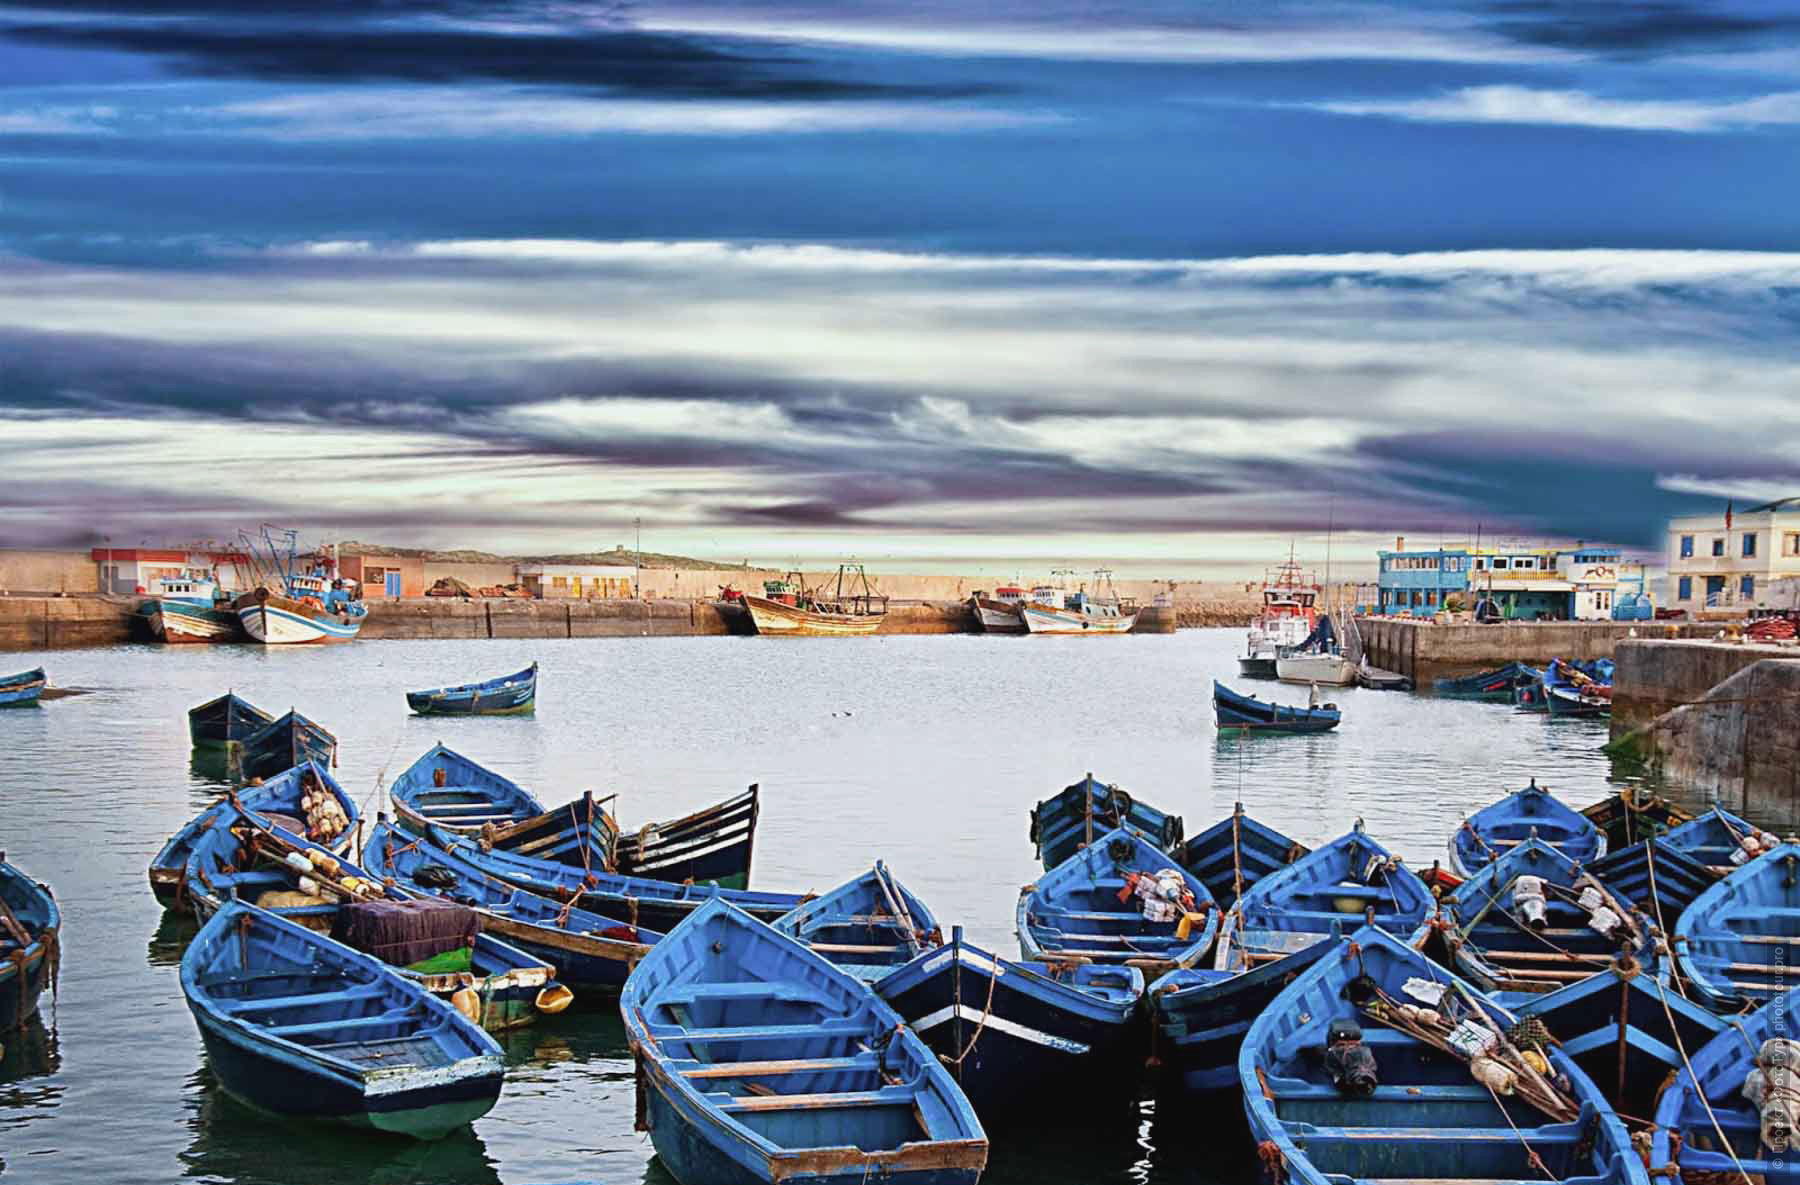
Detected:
left=331, top=897, right=479, bottom=967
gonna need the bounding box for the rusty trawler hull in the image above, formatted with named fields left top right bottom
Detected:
left=741, top=594, right=884, bottom=637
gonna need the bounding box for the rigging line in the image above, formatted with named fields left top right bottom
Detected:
left=1650, top=974, right=1755, bottom=1185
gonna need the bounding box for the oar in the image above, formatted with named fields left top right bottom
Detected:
left=872, top=863, right=924, bottom=957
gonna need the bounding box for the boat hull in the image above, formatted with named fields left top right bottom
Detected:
left=1273, top=653, right=1357, bottom=685
left=970, top=598, right=1025, bottom=634
left=1213, top=681, right=1340, bottom=734
left=1545, top=684, right=1610, bottom=717
left=0, top=862, right=58, bottom=1032
left=406, top=664, right=538, bottom=716
left=741, top=594, right=883, bottom=637
left=1151, top=937, right=1336, bottom=1093
left=0, top=668, right=46, bottom=708
left=150, top=600, right=243, bottom=643
left=1236, top=655, right=1279, bottom=679
left=1018, top=606, right=1137, bottom=634
left=235, top=589, right=366, bottom=644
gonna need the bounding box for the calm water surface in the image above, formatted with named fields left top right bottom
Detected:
left=0, top=629, right=1734, bottom=1183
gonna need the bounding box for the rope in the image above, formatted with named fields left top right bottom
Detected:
left=1649, top=975, right=1755, bottom=1185
left=1643, top=843, right=1691, bottom=1001
left=947, top=962, right=999, bottom=1066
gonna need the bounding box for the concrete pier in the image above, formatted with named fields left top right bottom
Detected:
left=1608, top=638, right=1800, bottom=818
left=1355, top=617, right=1713, bottom=687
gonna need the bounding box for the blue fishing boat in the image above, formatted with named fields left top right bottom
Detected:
left=389, top=742, right=547, bottom=836
left=238, top=708, right=338, bottom=782
left=1152, top=823, right=1433, bottom=1093
left=876, top=926, right=1144, bottom=1118
left=0, top=856, right=59, bottom=1031
left=1242, top=926, right=1650, bottom=1185
left=1449, top=780, right=1605, bottom=878
left=1435, top=837, right=1657, bottom=995
left=181, top=807, right=572, bottom=1031
left=180, top=900, right=504, bottom=1138
left=772, top=864, right=940, bottom=982
left=1544, top=657, right=1613, bottom=718
left=1676, top=842, right=1800, bottom=1012
left=1513, top=666, right=1549, bottom=711
left=1433, top=661, right=1539, bottom=701
left=1176, top=803, right=1307, bottom=907
left=1018, top=826, right=1219, bottom=976
left=1028, top=773, right=1184, bottom=872
left=611, top=784, right=764, bottom=891
left=149, top=760, right=359, bottom=908
left=406, top=663, right=538, bottom=716
left=1651, top=986, right=1800, bottom=1183
left=1663, top=804, right=1768, bottom=875
left=415, top=820, right=805, bottom=932
left=0, top=667, right=46, bottom=708
left=622, top=897, right=988, bottom=1185
left=1580, top=787, right=1690, bottom=851
left=1212, top=680, right=1341, bottom=734
left=1584, top=839, right=1713, bottom=925
left=232, top=528, right=368, bottom=645
left=1515, top=965, right=1722, bottom=1123
left=140, top=569, right=241, bottom=643
left=365, top=818, right=662, bottom=991
left=188, top=692, right=273, bottom=751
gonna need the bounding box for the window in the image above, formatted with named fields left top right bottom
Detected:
left=1744, top=533, right=1758, bottom=558
left=551, top=576, right=568, bottom=588
left=1473, top=558, right=1486, bottom=570
left=1679, top=535, right=1694, bottom=558
left=1494, top=558, right=1509, bottom=570
left=1678, top=576, right=1692, bottom=600
left=1742, top=575, right=1756, bottom=599
left=1712, top=538, right=1725, bottom=557
left=1786, top=533, right=1800, bottom=557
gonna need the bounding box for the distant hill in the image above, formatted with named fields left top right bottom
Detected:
left=336, top=540, right=752, bottom=570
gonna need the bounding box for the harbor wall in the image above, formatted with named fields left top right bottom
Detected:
left=1355, top=617, right=1715, bottom=686
left=1606, top=639, right=1800, bottom=817
left=0, top=549, right=101, bottom=596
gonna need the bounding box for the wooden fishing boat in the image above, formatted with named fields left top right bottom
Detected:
left=968, top=587, right=1026, bottom=634
left=1028, top=773, right=1184, bottom=873
left=182, top=807, right=571, bottom=1031
left=415, top=820, right=804, bottom=932
left=1176, top=803, right=1306, bottom=907
left=238, top=708, right=338, bottom=782
left=1212, top=680, right=1341, bottom=734
left=1544, top=658, right=1613, bottom=718
left=1675, top=842, right=1800, bottom=1012
left=1650, top=986, right=1800, bottom=1183
left=742, top=565, right=888, bottom=637
left=1017, top=826, right=1219, bottom=976
left=1579, top=787, right=1690, bottom=851
left=875, top=926, right=1144, bottom=1118
left=1514, top=965, right=1722, bottom=1124
left=1584, top=839, right=1713, bottom=925
left=188, top=692, right=273, bottom=751
left=1435, top=836, right=1658, bottom=994
left=0, top=667, right=46, bottom=708
left=142, top=571, right=240, bottom=642
left=149, top=760, right=359, bottom=909
left=405, top=663, right=537, bottom=716
left=1432, top=661, right=1538, bottom=701
left=180, top=900, right=504, bottom=1138
left=0, top=855, right=59, bottom=1031
left=1152, top=823, right=1433, bottom=1093
left=389, top=742, right=547, bottom=836
left=1449, top=780, right=1605, bottom=878
left=771, top=863, right=941, bottom=982
left=621, top=897, right=988, bottom=1185
left=611, top=784, right=762, bottom=890
left=1513, top=666, right=1549, bottom=712
left=365, top=819, right=662, bottom=991
left=1242, top=926, right=1651, bottom=1185
left=1662, top=804, right=1768, bottom=876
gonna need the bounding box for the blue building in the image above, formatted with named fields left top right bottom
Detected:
left=1374, top=543, right=1469, bottom=616
left=1374, top=538, right=1640, bottom=620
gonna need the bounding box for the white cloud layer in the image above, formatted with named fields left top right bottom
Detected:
left=1317, top=85, right=1800, bottom=132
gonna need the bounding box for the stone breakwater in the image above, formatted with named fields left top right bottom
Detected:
left=0, top=595, right=1177, bottom=649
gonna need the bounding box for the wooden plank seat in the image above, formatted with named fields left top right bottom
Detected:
left=656, top=1018, right=869, bottom=1043
left=217, top=985, right=386, bottom=1014
left=679, top=1054, right=880, bottom=1079
left=717, top=1085, right=915, bottom=1113
left=657, top=982, right=834, bottom=1006
left=265, top=1009, right=422, bottom=1038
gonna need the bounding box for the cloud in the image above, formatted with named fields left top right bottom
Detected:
left=0, top=104, right=118, bottom=134
left=1315, top=84, right=1800, bottom=132
left=1484, top=1, right=1800, bottom=54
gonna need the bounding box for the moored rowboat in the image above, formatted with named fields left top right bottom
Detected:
left=0, top=855, right=59, bottom=1032
left=1028, top=773, right=1183, bottom=872
left=0, top=668, right=46, bottom=708
left=406, top=663, right=537, bottom=716
left=1650, top=985, right=1800, bottom=1183
left=772, top=863, right=940, bottom=982
left=188, top=692, right=273, bottom=751
left=1449, top=779, right=1604, bottom=878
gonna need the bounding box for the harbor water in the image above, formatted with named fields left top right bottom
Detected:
left=0, top=629, right=1732, bottom=1183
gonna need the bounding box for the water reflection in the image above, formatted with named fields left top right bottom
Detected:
left=180, top=1066, right=502, bottom=1185
left=1, top=1016, right=62, bottom=1084
left=148, top=911, right=200, bottom=969
left=0, top=1017, right=65, bottom=1175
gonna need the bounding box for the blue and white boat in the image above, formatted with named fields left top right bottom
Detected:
left=1152, top=823, right=1433, bottom=1092
left=622, top=898, right=988, bottom=1185
left=1513, top=665, right=1550, bottom=711
left=1212, top=680, right=1341, bottom=734
left=365, top=818, right=662, bottom=991
left=415, top=820, right=804, bottom=932
left=1028, top=773, right=1183, bottom=872
left=1449, top=780, right=1605, bottom=878
left=188, top=692, right=273, bottom=751
left=142, top=570, right=241, bottom=643
left=1433, top=661, right=1539, bottom=701
left=1651, top=986, right=1800, bottom=1183
left=772, top=863, right=940, bottom=982
left=1242, top=926, right=1650, bottom=1185
left=1176, top=803, right=1306, bottom=907
left=1543, top=658, right=1613, bottom=719
left=406, top=663, right=537, bottom=716
left=237, top=708, right=338, bottom=782
left=1583, top=838, right=1713, bottom=925
left=0, top=856, right=59, bottom=1031
left=389, top=743, right=547, bottom=837
left=0, top=667, right=46, bottom=708
left=1663, top=804, right=1767, bottom=875
left=1018, top=825, right=1219, bottom=977
left=1676, top=842, right=1800, bottom=1012
left=1435, top=836, right=1657, bottom=995
left=148, top=760, right=359, bottom=909
left=876, top=927, right=1144, bottom=1118
left=232, top=529, right=368, bottom=645
left=181, top=805, right=572, bottom=1031
left=180, top=900, right=504, bottom=1139
left=1515, top=964, right=1722, bottom=1123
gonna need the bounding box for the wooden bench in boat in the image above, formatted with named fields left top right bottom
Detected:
left=654, top=1018, right=869, bottom=1043
left=715, top=1085, right=916, bottom=1113
left=679, top=1054, right=880, bottom=1079
left=264, top=1009, right=424, bottom=1039
left=216, top=985, right=386, bottom=1014
left=657, top=982, right=835, bottom=1006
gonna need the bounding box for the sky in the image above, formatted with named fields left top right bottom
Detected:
left=2, top=0, right=1799, bottom=577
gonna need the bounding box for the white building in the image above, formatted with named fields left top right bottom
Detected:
left=515, top=563, right=637, bottom=599
left=1665, top=499, right=1800, bottom=615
